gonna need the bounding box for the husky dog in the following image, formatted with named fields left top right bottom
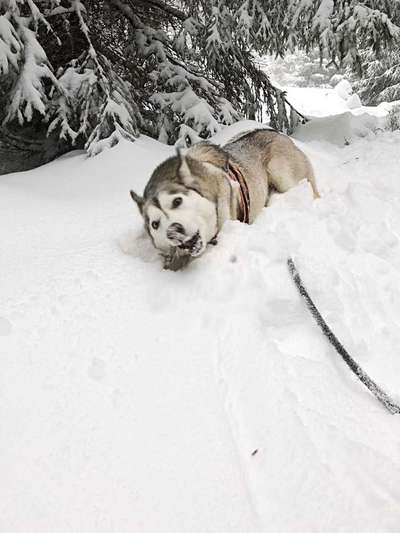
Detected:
left=130, top=129, right=319, bottom=270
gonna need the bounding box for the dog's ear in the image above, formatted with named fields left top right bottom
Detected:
left=187, top=142, right=229, bottom=171
left=176, top=148, right=197, bottom=187
left=130, top=190, right=144, bottom=214
left=176, top=147, right=189, bottom=176
left=177, top=145, right=227, bottom=188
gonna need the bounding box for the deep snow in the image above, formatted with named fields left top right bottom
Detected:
left=2, top=87, right=400, bottom=532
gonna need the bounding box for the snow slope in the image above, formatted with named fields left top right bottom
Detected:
left=2, top=105, right=400, bottom=531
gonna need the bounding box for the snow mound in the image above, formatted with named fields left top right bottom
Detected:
left=334, top=78, right=353, bottom=100
left=294, top=111, right=382, bottom=145
left=2, top=114, right=400, bottom=533
left=346, top=93, right=362, bottom=109
left=284, top=79, right=366, bottom=119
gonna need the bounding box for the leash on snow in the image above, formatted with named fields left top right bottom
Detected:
left=287, top=258, right=400, bottom=415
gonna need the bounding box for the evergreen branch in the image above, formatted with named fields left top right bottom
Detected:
left=136, top=0, right=187, bottom=21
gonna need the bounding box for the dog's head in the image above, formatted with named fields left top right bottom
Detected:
left=130, top=144, right=228, bottom=270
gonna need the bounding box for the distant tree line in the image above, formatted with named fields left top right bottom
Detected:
left=0, top=0, right=399, bottom=171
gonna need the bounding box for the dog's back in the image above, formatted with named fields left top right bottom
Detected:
left=224, top=129, right=319, bottom=207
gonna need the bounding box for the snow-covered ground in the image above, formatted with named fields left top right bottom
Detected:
left=2, top=83, right=400, bottom=533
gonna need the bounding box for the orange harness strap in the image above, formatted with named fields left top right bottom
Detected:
left=227, top=162, right=251, bottom=224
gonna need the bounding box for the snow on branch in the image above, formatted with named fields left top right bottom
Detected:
left=0, top=14, right=21, bottom=74
left=48, top=49, right=141, bottom=155
left=84, top=67, right=141, bottom=156
left=4, top=23, right=59, bottom=124
left=1, top=0, right=400, bottom=165
left=1, top=0, right=61, bottom=127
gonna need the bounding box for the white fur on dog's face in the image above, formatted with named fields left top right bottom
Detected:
left=144, top=189, right=217, bottom=256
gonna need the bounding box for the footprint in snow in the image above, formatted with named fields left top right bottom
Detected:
left=0, top=317, right=12, bottom=336
left=88, top=357, right=106, bottom=381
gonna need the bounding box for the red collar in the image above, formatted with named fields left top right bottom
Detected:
left=227, top=162, right=250, bottom=224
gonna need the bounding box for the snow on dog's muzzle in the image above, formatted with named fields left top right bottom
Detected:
left=166, top=223, right=203, bottom=257
left=178, top=231, right=203, bottom=257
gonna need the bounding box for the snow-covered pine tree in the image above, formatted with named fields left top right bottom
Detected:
left=284, top=0, right=400, bottom=75
left=0, top=0, right=62, bottom=169
left=351, top=1, right=400, bottom=106
left=1, top=0, right=400, bottom=171
left=109, top=0, right=312, bottom=145
left=47, top=1, right=141, bottom=156
left=352, top=44, right=400, bottom=105
left=0, top=0, right=140, bottom=167
left=100, top=0, right=400, bottom=144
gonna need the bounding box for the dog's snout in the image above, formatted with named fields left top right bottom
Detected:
left=167, top=222, right=186, bottom=241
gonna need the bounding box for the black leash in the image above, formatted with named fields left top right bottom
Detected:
left=288, top=258, right=400, bottom=414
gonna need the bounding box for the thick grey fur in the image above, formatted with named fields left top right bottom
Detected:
left=130, top=129, right=319, bottom=270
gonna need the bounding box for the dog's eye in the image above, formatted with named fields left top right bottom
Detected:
left=151, top=220, right=160, bottom=230
left=172, top=197, right=183, bottom=209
